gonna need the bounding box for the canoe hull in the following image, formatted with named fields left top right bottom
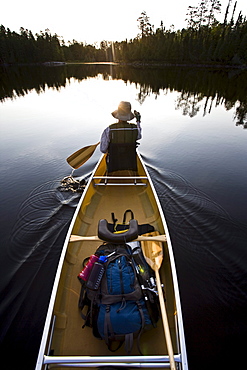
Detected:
left=36, top=153, right=188, bottom=369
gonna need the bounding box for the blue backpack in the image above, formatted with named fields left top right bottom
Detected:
left=78, top=242, right=159, bottom=354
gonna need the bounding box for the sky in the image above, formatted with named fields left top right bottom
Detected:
left=2, top=0, right=247, bottom=45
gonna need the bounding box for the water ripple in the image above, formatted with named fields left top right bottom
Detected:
left=8, top=179, right=81, bottom=263
left=145, top=162, right=247, bottom=369
left=0, top=177, right=86, bottom=349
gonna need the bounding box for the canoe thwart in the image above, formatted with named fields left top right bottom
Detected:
left=93, top=176, right=148, bottom=186
left=44, top=354, right=182, bottom=365
left=69, top=234, right=167, bottom=243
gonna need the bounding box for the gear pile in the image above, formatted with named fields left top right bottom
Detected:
left=59, top=176, right=86, bottom=193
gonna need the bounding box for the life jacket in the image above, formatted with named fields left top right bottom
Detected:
left=109, top=121, right=139, bottom=144
left=107, top=122, right=139, bottom=172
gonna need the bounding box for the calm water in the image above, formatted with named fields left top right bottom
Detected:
left=0, top=64, right=247, bottom=369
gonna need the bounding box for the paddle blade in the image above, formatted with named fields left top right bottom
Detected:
left=67, top=142, right=100, bottom=169
left=142, top=232, right=176, bottom=370
left=141, top=231, right=163, bottom=270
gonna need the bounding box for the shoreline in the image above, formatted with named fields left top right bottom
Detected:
left=1, top=61, right=246, bottom=70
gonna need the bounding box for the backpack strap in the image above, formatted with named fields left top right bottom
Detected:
left=104, top=305, right=113, bottom=346
left=122, top=209, right=134, bottom=224
left=136, top=300, right=146, bottom=355
left=78, top=281, right=88, bottom=314
left=78, top=280, right=100, bottom=330
left=111, top=212, right=118, bottom=227
left=125, top=333, right=134, bottom=354
left=103, top=300, right=146, bottom=354
left=104, top=304, right=124, bottom=352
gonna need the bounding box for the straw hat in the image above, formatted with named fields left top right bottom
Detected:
left=112, top=101, right=135, bottom=121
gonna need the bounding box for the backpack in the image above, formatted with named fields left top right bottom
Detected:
left=78, top=242, right=160, bottom=354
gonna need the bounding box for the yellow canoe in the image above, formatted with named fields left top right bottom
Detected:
left=35, top=153, right=188, bottom=369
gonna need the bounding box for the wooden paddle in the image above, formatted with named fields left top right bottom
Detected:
left=141, top=232, right=176, bottom=370
left=66, top=142, right=100, bottom=169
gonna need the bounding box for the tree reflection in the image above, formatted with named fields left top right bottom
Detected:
left=175, top=91, right=202, bottom=117
left=235, top=101, right=247, bottom=128
left=0, top=64, right=246, bottom=126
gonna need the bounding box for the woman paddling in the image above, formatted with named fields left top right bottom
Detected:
left=100, top=101, right=142, bottom=173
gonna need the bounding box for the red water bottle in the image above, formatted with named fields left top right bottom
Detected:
left=78, top=254, right=99, bottom=281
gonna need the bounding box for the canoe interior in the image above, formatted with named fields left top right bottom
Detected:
left=47, top=155, right=179, bottom=365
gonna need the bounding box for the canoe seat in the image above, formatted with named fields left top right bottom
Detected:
left=98, top=219, right=139, bottom=243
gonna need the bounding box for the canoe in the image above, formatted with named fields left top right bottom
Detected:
left=35, top=152, right=188, bottom=369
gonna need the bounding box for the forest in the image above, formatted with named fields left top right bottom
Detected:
left=0, top=0, right=246, bottom=67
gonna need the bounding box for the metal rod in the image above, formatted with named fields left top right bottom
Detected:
left=93, top=178, right=147, bottom=180
left=93, top=176, right=148, bottom=186
left=44, top=355, right=175, bottom=363
left=44, top=354, right=182, bottom=364
left=46, top=363, right=172, bottom=368
left=94, top=183, right=147, bottom=186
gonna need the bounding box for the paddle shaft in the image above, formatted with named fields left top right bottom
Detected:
left=155, top=268, right=176, bottom=370
left=141, top=234, right=176, bottom=370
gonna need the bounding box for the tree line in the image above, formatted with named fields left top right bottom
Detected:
left=1, top=63, right=246, bottom=125
left=0, top=0, right=246, bottom=66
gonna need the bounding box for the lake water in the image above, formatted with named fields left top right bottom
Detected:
left=0, top=64, right=247, bottom=369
